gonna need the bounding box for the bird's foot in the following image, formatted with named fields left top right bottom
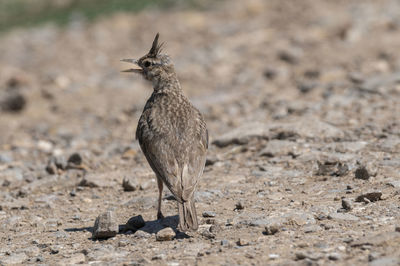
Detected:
left=157, top=211, right=164, bottom=220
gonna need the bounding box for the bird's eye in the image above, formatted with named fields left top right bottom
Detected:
left=143, top=61, right=152, bottom=68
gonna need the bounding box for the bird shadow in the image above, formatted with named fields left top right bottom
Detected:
left=123, top=215, right=190, bottom=239
left=64, top=215, right=189, bottom=241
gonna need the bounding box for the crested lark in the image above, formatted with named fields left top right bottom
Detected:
left=122, top=33, right=208, bottom=232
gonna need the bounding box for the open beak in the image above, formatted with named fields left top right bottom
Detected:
left=121, top=59, right=143, bottom=73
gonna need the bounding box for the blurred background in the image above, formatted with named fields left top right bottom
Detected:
left=1, top=0, right=399, bottom=173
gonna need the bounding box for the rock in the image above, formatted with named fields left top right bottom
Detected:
left=237, top=238, right=250, bottom=246
left=92, top=211, right=118, bottom=239
left=67, top=153, right=82, bottom=166
left=234, top=201, right=245, bottom=210
left=277, top=50, right=299, bottom=64
left=316, top=161, right=349, bottom=176
left=152, top=254, right=166, bottom=260
left=122, top=177, right=138, bottom=192
left=133, top=230, right=152, bottom=239
left=35, top=256, right=44, bottom=262
left=268, top=254, right=279, bottom=260
left=395, top=226, right=400, bottom=233
left=203, top=211, right=216, bottom=217
left=354, top=166, right=369, bottom=180
left=297, top=81, right=316, bottom=94
left=118, top=239, right=130, bottom=247
left=209, top=224, right=221, bottom=233
left=355, top=192, right=382, bottom=203
left=156, top=227, right=175, bottom=241
left=328, top=213, right=359, bottom=221
left=46, top=156, right=67, bottom=174
left=341, top=198, right=352, bottom=210
left=368, top=252, right=380, bottom=262
left=264, top=68, right=277, bottom=80
left=328, top=253, right=341, bottom=261
left=220, top=239, right=234, bottom=247
left=125, top=215, right=145, bottom=231
left=295, top=252, right=307, bottom=260
left=200, top=228, right=215, bottom=239
left=37, top=140, right=53, bottom=153
left=264, top=224, right=280, bottom=235
left=205, top=155, right=219, bottom=166
left=1, top=92, right=26, bottom=112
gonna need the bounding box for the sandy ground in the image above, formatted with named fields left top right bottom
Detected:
left=0, top=0, right=400, bottom=265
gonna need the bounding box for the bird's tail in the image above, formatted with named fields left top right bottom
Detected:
left=178, top=197, right=198, bottom=232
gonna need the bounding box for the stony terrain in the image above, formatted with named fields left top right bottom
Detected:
left=0, top=0, right=400, bottom=265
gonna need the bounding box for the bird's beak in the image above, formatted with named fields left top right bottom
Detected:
left=121, top=59, right=143, bottom=73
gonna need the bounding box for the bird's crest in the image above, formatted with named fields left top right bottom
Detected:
left=148, top=33, right=164, bottom=57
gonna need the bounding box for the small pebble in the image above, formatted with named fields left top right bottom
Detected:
left=355, top=192, right=382, bottom=203
left=237, top=238, right=250, bottom=246
left=152, top=254, right=166, bottom=260
left=264, top=225, right=280, bottom=235
left=221, top=239, right=230, bottom=247
left=295, top=252, right=307, bottom=260
left=67, top=153, right=82, bottom=165
left=328, top=253, right=340, bottom=261
left=269, top=254, right=279, bottom=260
left=341, top=198, right=352, bottom=210
left=122, top=177, right=138, bottom=192
left=156, top=227, right=175, bottom=241
left=125, top=215, right=145, bottom=231
left=202, top=211, right=216, bottom=217
left=235, top=201, right=244, bottom=210
left=355, top=166, right=369, bottom=180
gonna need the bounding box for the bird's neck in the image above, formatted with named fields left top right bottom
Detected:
left=152, top=72, right=182, bottom=93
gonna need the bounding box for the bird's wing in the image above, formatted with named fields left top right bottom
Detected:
left=136, top=110, right=208, bottom=202
left=180, top=111, right=208, bottom=201
left=136, top=109, right=183, bottom=201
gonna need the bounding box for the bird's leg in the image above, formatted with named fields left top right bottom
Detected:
left=157, top=177, right=164, bottom=219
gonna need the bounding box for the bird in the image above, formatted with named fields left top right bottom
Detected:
left=121, top=33, right=208, bottom=232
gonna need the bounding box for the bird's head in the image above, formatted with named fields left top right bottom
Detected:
left=121, top=33, right=174, bottom=82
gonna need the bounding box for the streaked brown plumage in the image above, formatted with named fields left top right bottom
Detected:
left=122, top=33, right=208, bottom=232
